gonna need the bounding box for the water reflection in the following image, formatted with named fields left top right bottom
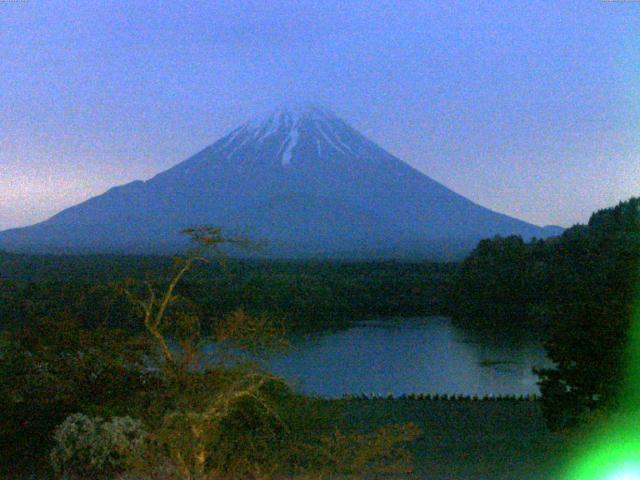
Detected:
left=257, top=317, right=552, bottom=397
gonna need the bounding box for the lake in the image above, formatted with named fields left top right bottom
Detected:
left=255, top=317, right=552, bottom=398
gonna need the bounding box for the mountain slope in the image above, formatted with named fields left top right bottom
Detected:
left=0, top=105, right=562, bottom=259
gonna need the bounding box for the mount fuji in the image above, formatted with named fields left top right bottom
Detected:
left=0, top=105, right=562, bottom=259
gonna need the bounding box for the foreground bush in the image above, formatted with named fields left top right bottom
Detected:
left=115, top=228, right=423, bottom=479
left=0, top=315, right=154, bottom=473
left=3, top=227, right=423, bottom=479
left=50, top=414, right=147, bottom=478
left=297, top=423, right=422, bottom=479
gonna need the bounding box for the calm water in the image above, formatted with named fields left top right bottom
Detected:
left=257, top=317, right=552, bottom=398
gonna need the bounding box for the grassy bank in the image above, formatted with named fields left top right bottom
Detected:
left=328, top=397, right=567, bottom=480
left=1, top=397, right=568, bottom=480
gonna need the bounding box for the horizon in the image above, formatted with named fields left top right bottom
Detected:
left=2, top=0, right=639, bottom=231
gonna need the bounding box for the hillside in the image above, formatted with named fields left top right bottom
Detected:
left=0, top=105, right=562, bottom=258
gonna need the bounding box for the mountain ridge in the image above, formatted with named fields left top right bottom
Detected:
left=0, top=105, right=563, bottom=259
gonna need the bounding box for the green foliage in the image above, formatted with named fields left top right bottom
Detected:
left=446, top=235, right=553, bottom=330
left=50, top=414, right=147, bottom=478
left=114, top=228, right=422, bottom=480
left=536, top=199, right=640, bottom=430
left=0, top=227, right=425, bottom=479
left=0, top=256, right=452, bottom=334
left=0, top=315, right=155, bottom=472
left=449, top=197, right=640, bottom=430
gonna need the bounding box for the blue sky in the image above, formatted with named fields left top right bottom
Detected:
left=1, top=0, right=639, bottom=229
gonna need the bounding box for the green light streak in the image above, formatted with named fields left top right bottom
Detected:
left=562, top=287, right=640, bottom=479
left=563, top=412, right=640, bottom=480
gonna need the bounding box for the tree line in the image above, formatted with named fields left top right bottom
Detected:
left=0, top=254, right=452, bottom=334
left=448, top=197, right=640, bottom=429
left=0, top=228, right=421, bottom=479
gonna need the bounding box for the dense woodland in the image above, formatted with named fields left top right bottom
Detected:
left=448, top=197, right=640, bottom=428
left=0, top=229, right=424, bottom=479
left=0, top=255, right=452, bottom=334
left=1, top=198, right=639, bottom=477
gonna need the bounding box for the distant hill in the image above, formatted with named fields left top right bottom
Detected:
left=0, top=105, right=562, bottom=259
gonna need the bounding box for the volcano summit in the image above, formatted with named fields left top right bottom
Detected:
left=0, top=105, right=561, bottom=258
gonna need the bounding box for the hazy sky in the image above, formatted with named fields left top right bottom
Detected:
left=1, top=0, right=639, bottom=230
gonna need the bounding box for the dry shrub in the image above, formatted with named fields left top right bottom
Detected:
left=119, top=228, right=422, bottom=480
left=215, top=308, right=288, bottom=353
left=295, top=423, right=422, bottom=479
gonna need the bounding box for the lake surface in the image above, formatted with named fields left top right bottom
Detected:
left=256, top=317, right=552, bottom=398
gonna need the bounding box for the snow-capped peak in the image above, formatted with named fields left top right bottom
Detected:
left=245, top=103, right=338, bottom=140
left=166, top=103, right=366, bottom=177
left=215, top=103, right=357, bottom=166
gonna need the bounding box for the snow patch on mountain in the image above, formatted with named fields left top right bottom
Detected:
left=224, top=104, right=365, bottom=166
left=280, top=125, right=299, bottom=166
left=0, top=103, right=563, bottom=257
